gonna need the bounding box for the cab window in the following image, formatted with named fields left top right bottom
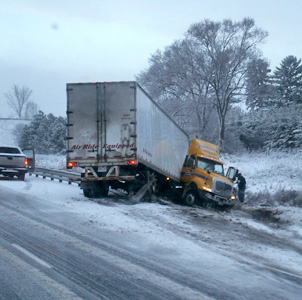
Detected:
left=183, top=155, right=196, bottom=169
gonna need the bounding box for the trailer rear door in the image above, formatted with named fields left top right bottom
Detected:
left=67, top=82, right=137, bottom=166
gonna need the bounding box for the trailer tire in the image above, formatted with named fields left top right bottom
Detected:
left=83, top=189, right=92, bottom=198
left=98, top=182, right=109, bottom=197
left=183, top=190, right=197, bottom=206
left=18, top=173, right=25, bottom=181
left=82, top=182, right=109, bottom=198
left=83, top=188, right=99, bottom=198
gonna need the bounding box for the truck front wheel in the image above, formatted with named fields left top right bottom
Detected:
left=183, top=190, right=197, bottom=206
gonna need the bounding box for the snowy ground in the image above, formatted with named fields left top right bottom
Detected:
left=1, top=150, right=302, bottom=298
left=29, top=151, right=302, bottom=276
left=223, top=150, right=302, bottom=195
left=34, top=151, right=302, bottom=236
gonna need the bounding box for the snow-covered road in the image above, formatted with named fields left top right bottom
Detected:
left=0, top=174, right=302, bottom=299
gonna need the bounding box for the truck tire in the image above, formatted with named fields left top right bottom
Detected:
left=98, top=182, right=109, bottom=197
left=83, top=189, right=92, bottom=198
left=83, top=182, right=109, bottom=198
left=85, top=187, right=101, bottom=198
left=183, top=190, right=197, bottom=206
left=18, top=173, right=25, bottom=181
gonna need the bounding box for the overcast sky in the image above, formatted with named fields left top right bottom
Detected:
left=1, top=0, right=302, bottom=118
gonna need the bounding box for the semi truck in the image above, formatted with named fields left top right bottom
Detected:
left=66, top=81, right=189, bottom=199
left=66, top=81, right=237, bottom=206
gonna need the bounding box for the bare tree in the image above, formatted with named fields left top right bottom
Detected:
left=138, top=18, right=267, bottom=148
left=187, top=18, right=268, bottom=148
left=24, top=101, right=39, bottom=119
left=138, top=39, right=217, bottom=139
left=5, top=85, right=33, bottom=119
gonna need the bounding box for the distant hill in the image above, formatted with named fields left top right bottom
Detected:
left=0, top=118, right=31, bottom=146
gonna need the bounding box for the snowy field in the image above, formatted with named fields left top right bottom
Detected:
left=223, top=150, right=302, bottom=196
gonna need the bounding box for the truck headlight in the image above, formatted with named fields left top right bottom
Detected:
left=202, top=186, right=212, bottom=193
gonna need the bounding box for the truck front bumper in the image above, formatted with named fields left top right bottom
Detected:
left=198, top=190, right=234, bottom=206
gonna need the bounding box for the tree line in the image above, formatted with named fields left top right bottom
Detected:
left=137, top=18, right=302, bottom=152
left=235, top=55, right=302, bottom=151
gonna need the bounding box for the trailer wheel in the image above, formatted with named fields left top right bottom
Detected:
left=98, top=182, right=109, bottom=197
left=183, top=190, right=197, bottom=206
left=82, top=182, right=109, bottom=198
left=18, top=173, right=25, bottom=181
left=83, top=189, right=92, bottom=198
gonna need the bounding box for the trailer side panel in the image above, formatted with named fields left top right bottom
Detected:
left=136, top=85, right=188, bottom=181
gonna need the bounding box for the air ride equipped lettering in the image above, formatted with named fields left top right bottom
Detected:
left=71, top=143, right=135, bottom=150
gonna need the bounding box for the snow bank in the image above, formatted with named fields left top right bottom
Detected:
left=36, top=154, right=67, bottom=170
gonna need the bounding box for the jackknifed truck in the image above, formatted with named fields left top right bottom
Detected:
left=66, top=81, right=237, bottom=206
left=66, top=81, right=189, bottom=201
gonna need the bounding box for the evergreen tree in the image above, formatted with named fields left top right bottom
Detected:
left=19, top=111, right=66, bottom=154
left=239, top=110, right=270, bottom=150
left=239, top=106, right=302, bottom=150
left=266, top=106, right=302, bottom=149
left=274, top=55, right=302, bottom=106
left=245, top=58, right=274, bottom=109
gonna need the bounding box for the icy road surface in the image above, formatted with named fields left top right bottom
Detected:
left=0, top=175, right=302, bottom=299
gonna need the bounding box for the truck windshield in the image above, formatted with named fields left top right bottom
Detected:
left=197, top=157, right=224, bottom=176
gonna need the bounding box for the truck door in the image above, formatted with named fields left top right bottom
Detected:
left=97, top=82, right=137, bottom=163
left=181, top=155, right=196, bottom=183
left=22, top=149, right=35, bottom=170
left=67, top=83, right=99, bottom=164
left=226, top=167, right=237, bottom=181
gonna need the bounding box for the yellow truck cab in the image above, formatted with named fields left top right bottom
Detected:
left=181, top=139, right=237, bottom=206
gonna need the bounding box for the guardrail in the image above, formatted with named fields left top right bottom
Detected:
left=28, top=168, right=168, bottom=203
left=29, top=167, right=81, bottom=185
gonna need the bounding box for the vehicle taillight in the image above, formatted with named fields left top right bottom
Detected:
left=67, top=162, right=78, bottom=169
left=25, top=158, right=28, bottom=166
left=93, top=82, right=110, bottom=84
left=126, top=160, right=136, bottom=165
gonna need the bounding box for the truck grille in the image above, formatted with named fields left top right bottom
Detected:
left=213, top=179, right=233, bottom=198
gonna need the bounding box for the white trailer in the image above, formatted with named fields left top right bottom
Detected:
left=66, top=81, right=189, bottom=198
